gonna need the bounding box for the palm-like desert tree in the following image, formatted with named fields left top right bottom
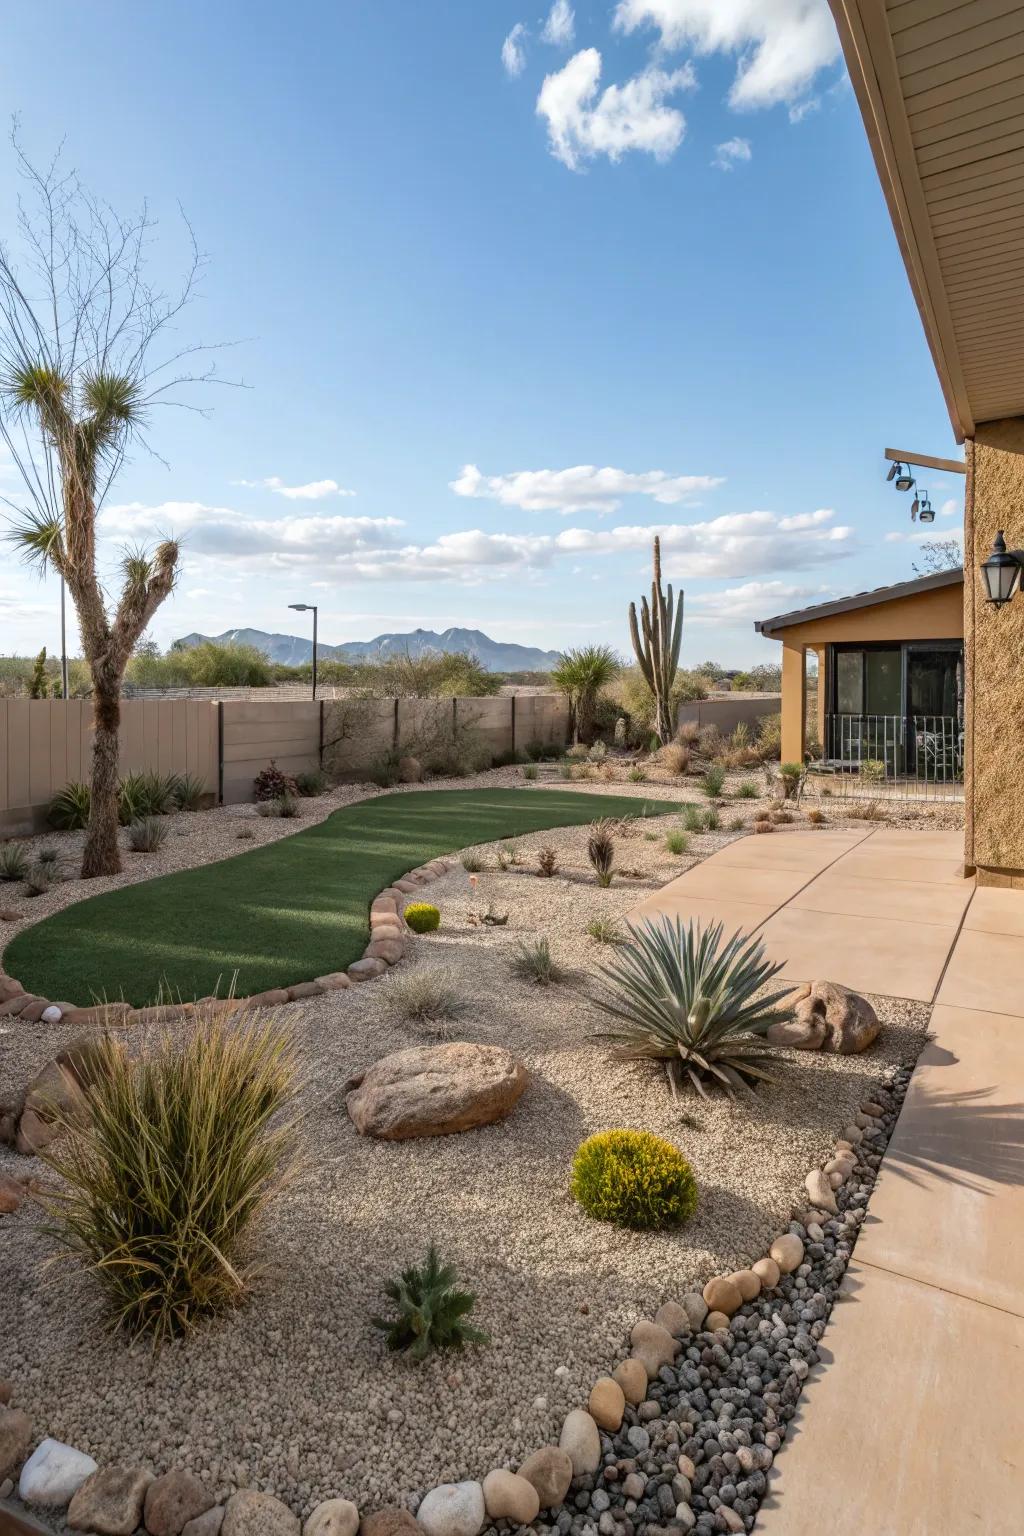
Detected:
left=551, top=645, right=621, bottom=745
left=0, top=139, right=224, bottom=876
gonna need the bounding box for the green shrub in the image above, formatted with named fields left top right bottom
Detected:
left=571, top=1129, right=698, bottom=1230
left=172, top=773, right=207, bottom=811
left=295, top=769, right=326, bottom=797
left=586, top=916, right=624, bottom=945
left=780, top=761, right=806, bottom=799
left=38, top=1013, right=299, bottom=1342
left=36, top=846, right=60, bottom=869
left=257, top=793, right=300, bottom=819
left=593, top=915, right=791, bottom=1098
left=0, top=842, right=29, bottom=881
left=736, top=780, right=758, bottom=799
left=728, top=816, right=745, bottom=831
left=128, top=817, right=168, bottom=853
left=404, top=902, right=441, bottom=934
left=558, top=759, right=573, bottom=780
left=48, top=781, right=91, bottom=830
left=369, top=751, right=401, bottom=788
left=384, top=967, right=468, bottom=1025
left=859, top=759, right=886, bottom=785
left=24, top=861, right=54, bottom=897
left=460, top=852, right=485, bottom=873
left=627, top=765, right=646, bottom=783
left=665, top=829, right=689, bottom=856
left=373, top=1245, right=487, bottom=1361
left=588, top=740, right=608, bottom=762
left=701, top=764, right=726, bottom=799
left=682, top=804, right=703, bottom=832
left=587, top=819, right=616, bottom=888
left=496, top=842, right=521, bottom=870
left=521, top=762, right=539, bottom=781
left=703, top=806, right=721, bottom=832
left=253, top=760, right=299, bottom=802
left=757, top=712, right=782, bottom=759
left=511, top=936, right=564, bottom=986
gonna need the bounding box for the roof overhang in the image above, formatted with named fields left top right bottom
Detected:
left=830, top=0, right=1024, bottom=441
left=755, top=565, right=964, bottom=637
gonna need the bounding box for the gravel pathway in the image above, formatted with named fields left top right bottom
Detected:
left=0, top=782, right=935, bottom=1522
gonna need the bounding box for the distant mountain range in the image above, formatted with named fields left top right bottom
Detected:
left=173, top=626, right=561, bottom=673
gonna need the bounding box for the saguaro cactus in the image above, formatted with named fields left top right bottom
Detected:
left=628, top=535, right=684, bottom=745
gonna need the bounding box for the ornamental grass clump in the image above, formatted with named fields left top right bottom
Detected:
left=571, top=1129, right=698, bottom=1230
left=384, top=967, right=468, bottom=1026
left=0, top=842, right=29, bottom=882
left=47, top=780, right=91, bottom=831
left=593, top=915, right=792, bottom=1098
left=38, top=1014, right=300, bottom=1344
left=373, top=1245, right=487, bottom=1361
left=127, top=816, right=168, bottom=853
left=587, top=819, right=616, bottom=887
left=511, top=936, right=564, bottom=986
left=404, top=902, right=441, bottom=934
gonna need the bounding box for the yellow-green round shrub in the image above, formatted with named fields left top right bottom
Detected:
left=404, top=902, right=441, bottom=934
left=571, top=1129, right=698, bottom=1230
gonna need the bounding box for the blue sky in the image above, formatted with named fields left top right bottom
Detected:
left=0, top=1, right=962, bottom=667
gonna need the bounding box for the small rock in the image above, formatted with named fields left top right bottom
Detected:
left=701, top=1277, right=742, bottom=1316
left=727, top=1269, right=761, bottom=1302
left=629, top=1319, right=676, bottom=1377
left=804, top=1170, right=838, bottom=1214
left=40, top=1005, right=63, bottom=1023
left=718, top=1508, right=744, bottom=1533
left=145, top=1469, right=216, bottom=1536
left=0, top=1173, right=25, bottom=1214
left=842, top=1125, right=864, bottom=1145
left=481, top=1470, right=539, bottom=1526
left=0, top=1407, right=33, bottom=1480
left=751, top=1257, right=780, bottom=1290
left=416, top=1482, right=484, bottom=1536
left=612, top=1359, right=648, bottom=1406
left=769, top=1233, right=804, bottom=1274
left=680, top=1293, right=708, bottom=1331
left=222, top=1492, right=299, bottom=1536
left=705, top=1311, right=731, bottom=1332
left=677, top=1455, right=696, bottom=1481
left=620, top=1474, right=646, bottom=1501
left=653, top=1300, right=691, bottom=1337
left=674, top=1506, right=696, bottom=1532
left=357, top=1511, right=419, bottom=1536
left=588, top=1377, right=626, bottom=1432
left=0, top=1382, right=12, bottom=1405
left=559, top=1409, right=601, bottom=1476
left=19, top=1439, right=98, bottom=1507
left=68, top=1466, right=153, bottom=1535
left=518, top=1447, right=573, bottom=1510
left=304, top=1500, right=359, bottom=1536
left=182, top=1510, right=225, bottom=1536
left=861, top=1100, right=884, bottom=1118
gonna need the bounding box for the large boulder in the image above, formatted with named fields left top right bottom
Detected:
left=767, top=981, right=880, bottom=1054
left=346, top=1043, right=528, bottom=1139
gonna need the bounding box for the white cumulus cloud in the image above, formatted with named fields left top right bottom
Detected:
left=687, top=578, right=832, bottom=622
left=613, top=0, right=841, bottom=111
left=450, top=463, right=723, bottom=514
left=235, top=477, right=356, bottom=500
left=542, top=1, right=576, bottom=47
left=712, top=136, right=751, bottom=170
left=502, top=22, right=528, bottom=77
left=537, top=48, right=694, bottom=171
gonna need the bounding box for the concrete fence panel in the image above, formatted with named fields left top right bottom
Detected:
left=676, top=695, right=781, bottom=738
left=220, top=700, right=320, bottom=804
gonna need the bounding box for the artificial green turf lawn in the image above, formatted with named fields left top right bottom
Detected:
left=8, top=787, right=679, bottom=1008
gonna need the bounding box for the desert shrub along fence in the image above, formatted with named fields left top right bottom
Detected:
left=0, top=695, right=571, bottom=834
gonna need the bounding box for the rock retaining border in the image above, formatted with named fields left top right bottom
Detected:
left=0, top=1062, right=914, bottom=1536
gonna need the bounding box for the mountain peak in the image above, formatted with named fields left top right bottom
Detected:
left=173, top=625, right=561, bottom=672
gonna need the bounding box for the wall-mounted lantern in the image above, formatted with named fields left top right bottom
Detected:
left=980, top=531, right=1024, bottom=608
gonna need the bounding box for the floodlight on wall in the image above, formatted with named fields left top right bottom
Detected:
left=979, top=531, right=1024, bottom=608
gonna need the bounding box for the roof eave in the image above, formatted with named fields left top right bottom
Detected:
left=755, top=566, right=964, bottom=637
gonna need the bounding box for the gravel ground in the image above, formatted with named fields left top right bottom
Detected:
left=0, top=777, right=935, bottom=1522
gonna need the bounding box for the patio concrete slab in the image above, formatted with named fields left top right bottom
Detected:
left=754, top=1262, right=1024, bottom=1536
left=788, top=870, right=974, bottom=926
left=830, top=849, right=970, bottom=886
left=650, top=861, right=813, bottom=905
left=627, top=891, right=776, bottom=935
left=753, top=905, right=957, bottom=1000
left=706, top=833, right=866, bottom=873
left=936, top=928, right=1024, bottom=1017
left=964, top=885, right=1024, bottom=937
left=858, top=828, right=965, bottom=856
left=853, top=1003, right=1024, bottom=1317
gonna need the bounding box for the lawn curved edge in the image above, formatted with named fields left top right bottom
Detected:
left=2, top=787, right=677, bottom=1011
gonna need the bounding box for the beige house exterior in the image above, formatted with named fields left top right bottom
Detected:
left=806, top=2, right=1024, bottom=886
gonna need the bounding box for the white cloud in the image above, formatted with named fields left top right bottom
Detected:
left=556, top=509, right=853, bottom=578
left=883, top=527, right=963, bottom=547
left=687, top=578, right=831, bottom=622
left=789, top=96, right=820, bottom=123
left=712, top=136, right=751, bottom=170
left=502, top=22, right=528, bottom=77
left=235, top=477, right=356, bottom=500
left=98, top=501, right=404, bottom=562
left=451, top=463, right=723, bottom=514
left=613, top=0, right=841, bottom=110
left=940, top=498, right=960, bottom=518
left=542, top=1, right=575, bottom=47
left=537, top=48, right=694, bottom=171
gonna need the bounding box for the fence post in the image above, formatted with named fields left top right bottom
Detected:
left=216, top=702, right=225, bottom=805
left=510, top=694, right=516, bottom=758
left=318, top=699, right=324, bottom=768
left=393, top=697, right=400, bottom=754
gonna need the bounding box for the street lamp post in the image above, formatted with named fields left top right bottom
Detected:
left=288, top=603, right=319, bottom=699
left=60, top=575, right=69, bottom=698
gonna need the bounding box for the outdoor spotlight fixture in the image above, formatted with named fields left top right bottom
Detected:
left=919, top=494, right=935, bottom=523
left=980, top=532, right=1024, bottom=608
left=895, top=465, right=915, bottom=491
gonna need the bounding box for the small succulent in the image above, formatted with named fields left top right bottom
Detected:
left=587, top=820, right=615, bottom=888
left=373, top=1245, right=488, bottom=1361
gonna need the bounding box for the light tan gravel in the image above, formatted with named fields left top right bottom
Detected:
left=0, top=780, right=934, bottom=1522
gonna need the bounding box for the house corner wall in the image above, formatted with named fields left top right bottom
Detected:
left=967, top=419, right=1024, bottom=880
left=780, top=641, right=805, bottom=764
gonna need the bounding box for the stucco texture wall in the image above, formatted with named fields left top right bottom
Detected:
left=965, top=420, right=1024, bottom=876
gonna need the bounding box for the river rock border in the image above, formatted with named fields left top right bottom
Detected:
left=0, top=1062, right=913, bottom=1536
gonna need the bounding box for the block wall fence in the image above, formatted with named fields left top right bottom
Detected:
left=0, top=694, right=571, bottom=836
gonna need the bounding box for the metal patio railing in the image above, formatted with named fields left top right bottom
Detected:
left=814, top=713, right=964, bottom=801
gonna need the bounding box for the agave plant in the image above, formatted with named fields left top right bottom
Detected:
left=372, top=1245, right=488, bottom=1361
left=592, top=916, right=793, bottom=1098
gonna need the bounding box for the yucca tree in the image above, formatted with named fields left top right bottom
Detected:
left=551, top=644, right=620, bottom=744
left=593, top=915, right=794, bottom=1098
left=0, top=138, right=223, bottom=876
